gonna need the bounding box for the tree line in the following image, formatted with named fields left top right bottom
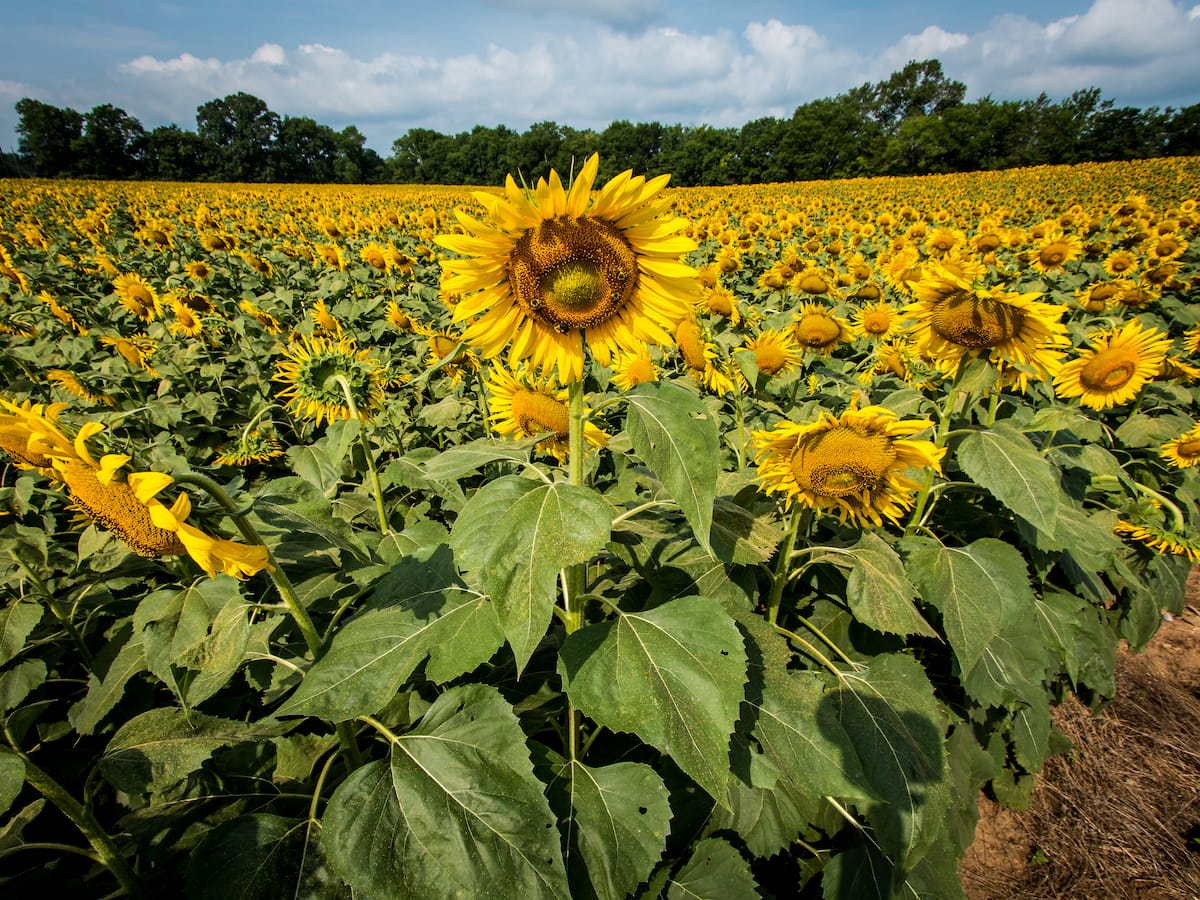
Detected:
left=5, top=60, right=1199, bottom=185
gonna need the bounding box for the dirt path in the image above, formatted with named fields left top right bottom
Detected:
left=960, top=568, right=1200, bottom=899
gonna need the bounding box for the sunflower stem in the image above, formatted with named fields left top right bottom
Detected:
left=766, top=506, right=808, bottom=626
left=904, top=388, right=960, bottom=537
left=170, top=472, right=363, bottom=772
left=331, top=374, right=390, bottom=536
left=1132, top=482, right=1188, bottom=532
left=564, top=379, right=588, bottom=763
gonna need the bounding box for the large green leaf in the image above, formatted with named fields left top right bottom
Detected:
left=666, top=837, right=758, bottom=900
left=450, top=476, right=610, bottom=673
left=624, top=381, right=719, bottom=557
left=186, top=814, right=348, bottom=900
left=544, top=756, right=672, bottom=900
left=956, top=422, right=1061, bottom=535
left=421, top=435, right=541, bottom=481
left=68, top=623, right=145, bottom=736
left=830, top=653, right=950, bottom=875
left=100, top=707, right=287, bottom=796
left=559, top=596, right=746, bottom=805
left=0, top=659, right=45, bottom=713
left=252, top=476, right=371, bottom=563
left=0, top=749, right=24, bottom=819
left=0, top=600, right=42, bottom=666
left=322, top=684, right=569, bottom=899
left=824, top=533, right=936, bottom=638
left=279, top=547, right=504, bottom=721
left=902, top=536, right=1033, bottom=674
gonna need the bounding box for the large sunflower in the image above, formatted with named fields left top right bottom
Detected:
left=1160, top=422, right=1200, bottom=469
left=904, top=263, right=1069, bottom=383
left=275, top=335, right=384, bottom=426
left=485, top=364, right=607, bottom=465
left=751, top=405, right=944, bottom=528
left=435, top=153, right=699, bottom=384
left=1053, top=319, right=1172, bottom=410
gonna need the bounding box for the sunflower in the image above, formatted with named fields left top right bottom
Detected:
left=1114, top=519, right=1200, bottom=564
left=1102, top=249, right=1140, bottom=277
left=184, top=260, right=212, bottom=283
left=904, top=264, right=1069, bottom=383
left=101, top=336, right=158, bottom=376
left=675, top=316, right=734, bottom=395
left=1146, top=233, right=1187, bottom=262
left=434, top=153, right=699, bottom=384
left=1053, top=320, right=1172, bottom=410
left=792, top=302, right=853, bottom=355
left=1031, top=231, right=1084, bottom=274
left=385, top=300, right=413, bottom=332
left=38, top=290, right=88, bottom=335
left=214, top=430, right=285, bottom=467
left=485, top=364, right=607, bottom=465
left=699, top=284, right=741, bottom=324
left=751, top=405, right=944, bottom=528
left=240, top=300, right=282, bottom=335
left=360, top=242, right=392, bottom=272
left=610, top=345, right=659, bottom=390
left=416, top=324, right=479, bottom=384
left=311, top=299, right=342, bottom=336
left=112, top=272, right=161, bottom=322
left=1113, top=278, right=1160, bottom=309
left=275, top=335, right=384, bottom=426
left=741, top=328, right=803, bottom=384
left=168, top=297, right=205, bottom=338
left=1073, top=281, right=1121, bottom=314
left=851, top=301, right=901, bottom=341
left=1183, top=326, right=1200, bottom=357
left=1157, top=354, right=1200, bottom=383
left=791, top=266, right=840, bottom=298
left=47, top=370, right=115, bottom=407
left=1160, top=423, right=1200, bottom=469
left=0, top=397, right=76, bottom=475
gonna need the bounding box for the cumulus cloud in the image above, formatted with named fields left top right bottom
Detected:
left=99, top=0, right=1200, bottom=151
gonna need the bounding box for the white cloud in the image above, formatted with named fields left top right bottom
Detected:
left=90, top=0, right=1200, bottom=153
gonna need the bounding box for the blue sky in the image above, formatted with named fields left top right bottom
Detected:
left=3, top=0, right=1199, bottom=155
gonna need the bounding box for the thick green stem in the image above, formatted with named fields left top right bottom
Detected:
left=171, top=472, right=362, bottom=772
left=332, top=375, right=390, bottom=535
left=564, top=380, right=587, bottom=762
left=17, top=755, right=142, bottom=897
left=904, top=388, right=960, bottom=537
left=766, top=507, right=808, bottom=626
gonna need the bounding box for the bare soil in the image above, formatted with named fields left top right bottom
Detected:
left=960, top=567, right=1200, bottom=899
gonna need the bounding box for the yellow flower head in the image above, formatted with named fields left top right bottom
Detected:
left=435, top=153, right=700, bottom=384
left=1160, top=422, right=1200, bottom=469
left=485, top=364, right=608, bottom=465
left=274, top=335, right=384, bottom=426
left=751, top=405, right=944, bottom=528
left=1053, top=319, right=1172, bottom=410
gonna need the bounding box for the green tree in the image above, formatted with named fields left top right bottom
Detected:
left=390, top=127, right=452, bottom=183
left=74, top=103, right=145, bottom=179
left=196, top=92, right=280, bottom=181
left=334, top=125, right=385, bottom=183
left=14, top=97, right=84, bottom=177
left=738, top=116, right=791, bottom=183
left=275, top=116, right=339, bottom=183
left=141, top=124, right=208, bottom=181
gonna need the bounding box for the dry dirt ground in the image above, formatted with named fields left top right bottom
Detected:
left=960, top=567, right=1200, bottom=899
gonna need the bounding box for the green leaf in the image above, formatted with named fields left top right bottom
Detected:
left=100, top=707, right=286, bottom=796
left=0, top=601, right=43, bottom=666
left=830, top=653, right=950, bottom=874
left=252, top=476, right=370, bottom=563
left=0, top=799, right=43, bottom=853
left=421, top=435, right=541, bottom=481
left=956, top=423, right=1060, bottom=535
left=960, top=611, right=1052, bottom=708
left=822, top=843, right=892, bottom=900
left=836, top=533, right=936, bottom=638
left=708, top=497, right=783, bottom=565
left=186, top=814, right=348, bottom=900
left=902, top=536, right=1034, bottom=674
left=322, top=685, right=569, bottom=899
left=68, top=624, right=146, bottom=736
left=0, top=749, right=24, bottom=819
left=711, top=773, right=819, bottom=858
left=0, top=659, right=46, bottom=712
left=451, top=476, right=611, bottom=673
left=544, top=758, right=672, bottom=900
left=624, top=381, right=719, bottom=557
left=280, top=547, right=503, bottom=720
left=286, top=444, right=342, bottom=495
left=559, top=596, right=746, bottom=805
left=666, top=837, right=758, bottom=900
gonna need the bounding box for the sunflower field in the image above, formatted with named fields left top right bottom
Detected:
left=0, top=154, right=1198, bottom=898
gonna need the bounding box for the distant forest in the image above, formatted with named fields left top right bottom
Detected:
left=4, top=60, right=1199, bottom=186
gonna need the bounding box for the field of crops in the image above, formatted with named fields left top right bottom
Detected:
left=1, top=155, right=1198, bottom=897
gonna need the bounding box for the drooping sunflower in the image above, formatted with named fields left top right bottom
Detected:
left=740, top=328, right=803, bottom=384
left=385, top=300, right=413, bottom=332
left=311, top=299, right=342, bottom=336
left=751, top=405, right=945, bottom=528
left=1053, top=319, right=1172, bottom=410
left=112, top=272, right=161, bottom=322
left=904, top=263, right=1069, bottom=384
left=38, top=290, right=88, bottom=335
left=240, top=300, right=282, bottom=335
left=47, top=370, right=115, bottom=407
left=610, top=345, right=659, bottom=391
left=101, top=335, right=158, bottom=376
left=434, top=153, right=700, bottom=384
left=415, top=323, right=479, bottom=384
left=675, top=316, right=734, bottom=395
left=1160, top=422, right=1200, bottom=469
left=484, top=364, right=607, bottom=465
left=274, top=335, right=384, bottom=426
left=792, top=302, right=853, bottom=356
left=214, top=430, right=285, bottom=467
left=1114, top=518, right=1200, bottom=564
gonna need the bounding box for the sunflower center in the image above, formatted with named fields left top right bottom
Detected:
left=861, top=311, right=892, bottom=335
left=510, top=389, right=570, bottom=438
left=754, top=344, right=789, bottom=375
left=797, top=274, right=829, bottom=294
left=130, top=285, right=153, bottom=306
left=790, top=426, right=898, bottom=498
left=508, top=216, right=639, bottom=334
left=59, top=461, right=185, bottom=557
left=1039, top=244, right=1068, bottom=266
left=1175, top=439, right=1200, bottom=460
left=930, top=292, right=1027, bottom=349
left=675, top=319, right=708, bottom=370
left=795, top=315, right=841, bottom=348
left=1079, top=351, right=1136, bottom=391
